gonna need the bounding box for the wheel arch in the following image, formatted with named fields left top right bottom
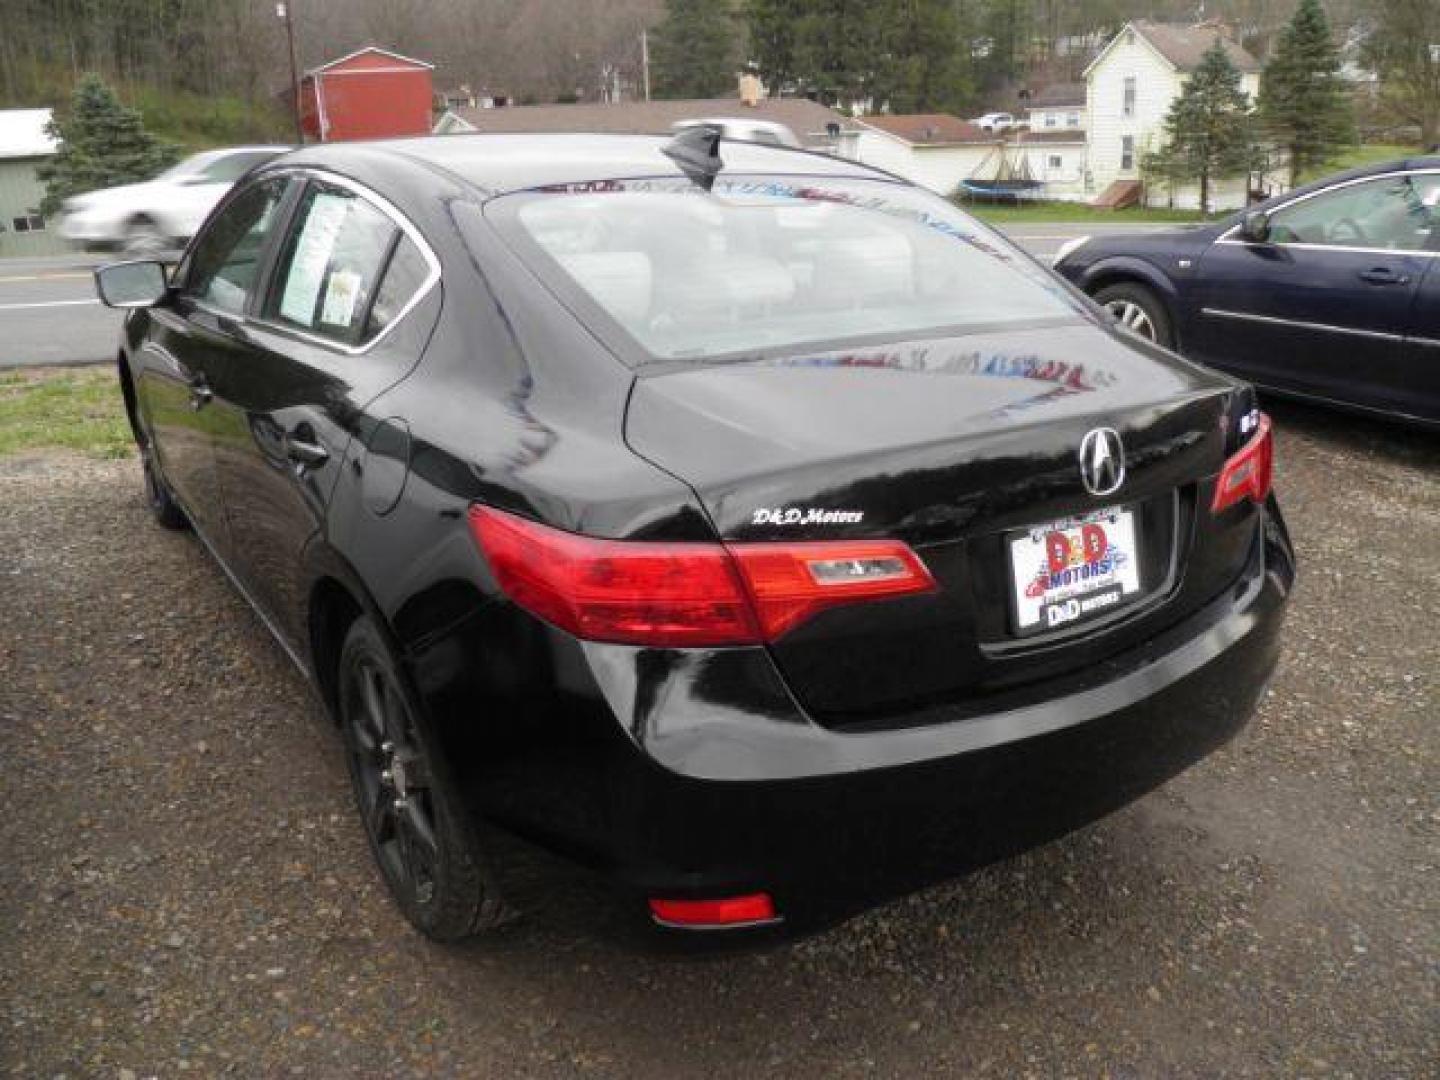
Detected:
left=1078, top=258, right=1183, bottom=349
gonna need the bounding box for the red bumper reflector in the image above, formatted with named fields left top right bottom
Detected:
left=1211, top=413, right=1274, bottom=512
left=467, top=506, right=934, bottom=647
left=649, top=893, right=777, bottom=928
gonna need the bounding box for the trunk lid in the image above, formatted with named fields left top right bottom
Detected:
left=625, top=323, right=1259, bottom=724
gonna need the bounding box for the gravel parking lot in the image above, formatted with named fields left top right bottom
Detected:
left=2, top=396, right=1436, bottom=1078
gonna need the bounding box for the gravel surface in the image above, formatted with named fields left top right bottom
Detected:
left=2, top=400, right=1436, bottom=1078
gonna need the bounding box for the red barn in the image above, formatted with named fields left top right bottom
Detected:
left=297, top=47, right=435, bottom=143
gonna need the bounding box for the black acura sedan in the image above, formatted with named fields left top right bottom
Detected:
left=95, top=131, right=1294, bottom=945
left=1053, top=157, right=1440, bottom=428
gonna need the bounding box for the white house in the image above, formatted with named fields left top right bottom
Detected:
left=0, top=108, right=64, bottom=258
left=848, top=113, right=1092, bottom=203
left=1018, top=131, right=1088, bottom=202
left=1083, top=20, right=1263, bottom=210
left=1025, top=82, right=1086, bottom=134
left=850, top=114, right=999, bottom=195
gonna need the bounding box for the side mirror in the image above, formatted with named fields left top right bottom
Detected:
left=94, top=260, right=169, bottom=309
left=1239, top=210, right=1271, bottom=244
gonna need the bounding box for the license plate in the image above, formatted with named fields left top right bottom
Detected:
left=1009, top=506, right=1143, bottom=633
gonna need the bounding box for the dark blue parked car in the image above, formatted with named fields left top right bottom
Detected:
left=1054, top=158, right=1440, bottom=428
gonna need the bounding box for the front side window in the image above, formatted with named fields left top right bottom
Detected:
left=1268, top=173, right=1440, bottom=251
left=183, top=177, right=289, bottom=314
left=1122, top=76, right=1136, bottom=117
left=489, top=176, right=1086, bottom=363
left=1121, top=136, right=1135, bottom=171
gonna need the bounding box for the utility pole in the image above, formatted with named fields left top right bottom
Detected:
left=278, top=2, right=304, bottom=144
left=641, top=28, right=651, bottom=102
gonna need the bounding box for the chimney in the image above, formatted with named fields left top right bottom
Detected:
left=738, top=68, right=762, bottom=107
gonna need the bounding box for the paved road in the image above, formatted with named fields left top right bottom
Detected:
left=0, top=253, right=120, bottom=369
left=0, top=224, right=1179, bottom=369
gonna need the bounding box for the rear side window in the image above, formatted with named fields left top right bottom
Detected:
left=183, top=177, right=289, bottom=314
left=366, top=236, right=430, bottom=340
left=267, top=184, right=397, bottom=345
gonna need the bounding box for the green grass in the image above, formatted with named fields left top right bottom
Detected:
left=2, top=63, right=290, bottom=152
left=963, top=202, right=1211, bottom=224
left=1299, top=143, right=1418, bottom=182
left=0, top=366, right=132, bottom=459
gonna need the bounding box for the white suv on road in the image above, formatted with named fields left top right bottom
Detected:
left=59, top=146, right=288, bottom=254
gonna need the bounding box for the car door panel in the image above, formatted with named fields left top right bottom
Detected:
left=1189, top=171, right=1437, bottom=414
left=1401, top=261, right=1440, bottom=422
left=208, top=177, right=440, bottom=653
left=135, top=306, right=231, bottom=546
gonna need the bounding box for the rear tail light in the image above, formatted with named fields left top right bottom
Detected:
left=467, top=506, right=935, bottom=647
left=649, top=893, right=777, bottom=928
left=1211, top=412, right=1273, bottom=512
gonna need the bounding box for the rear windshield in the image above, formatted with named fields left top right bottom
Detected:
left=488, top=176, right=1085, bottom=362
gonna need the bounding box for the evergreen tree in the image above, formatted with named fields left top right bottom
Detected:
left=1361, top=0, right=1440, bottom=149
left=886, top=0, right=975, bottom=115
left=37, top=74, right=179, bottom=216
left=745, top=0, right=802, bottom=95
left=650, top=0, right=741, bottom=99
left=1258, top=0, right=1354, bottom=187
left=1143, top=40, right=1259, bottom=215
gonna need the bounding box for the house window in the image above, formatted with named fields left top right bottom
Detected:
left=11, top=211, right=46, bottom=233
left=1044, top=113, right=1057, bottom=128
left=1123, top=76, right=1136, bottom=117
left=1121, top=136, right=1135, bottom=171
left=1067, top=112, right=1080, bottom=127
left=1048, top=155, right=1063, bottom=171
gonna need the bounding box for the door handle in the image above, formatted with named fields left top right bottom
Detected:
left=1358, top=267, right=1410, bottom=285
left=284, top=428, right=329, bottom=469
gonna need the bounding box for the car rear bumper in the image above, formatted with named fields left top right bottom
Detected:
left=454, top=502, right=1294, bottom=946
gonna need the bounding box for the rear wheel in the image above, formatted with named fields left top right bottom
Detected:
left=337, top=616, right=507, bottom=940
left=1094, top=282, right=1173, bottom=349
left=123, top=215, right=170, bottom=256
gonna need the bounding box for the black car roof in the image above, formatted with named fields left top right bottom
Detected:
left=275, top=132, right=898, bottom=198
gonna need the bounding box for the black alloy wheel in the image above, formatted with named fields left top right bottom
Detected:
left=337, top=616, right=505, bottom=939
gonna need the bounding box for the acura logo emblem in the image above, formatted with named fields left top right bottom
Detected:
left=1079, top=428, right=1125, bottom=496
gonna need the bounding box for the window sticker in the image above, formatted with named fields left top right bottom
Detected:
left=320, top=268, right=362, bottom=328
left=280, top=193, right=350, bottom=326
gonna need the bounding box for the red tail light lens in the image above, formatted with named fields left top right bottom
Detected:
left=729, top=541, right=935, bottom=640
left=467, top=506, right=760, bottom=646
left=649, top=893, right=777, bottom=928
left=1211, top=413, right=1274, bottom=512
left=467, top=506, right=935, bottom=647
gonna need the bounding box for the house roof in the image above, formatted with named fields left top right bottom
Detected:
left=1028, top=82, right=1086, bottom=109
left=306, top=46, right=435, bottom=77
left=447, top=97, right=856, bottom=145
left=1087, top=21, right=1261, bottom=77
left=0, top=108, right=57, bottom=160
left=859, top=114, right=994, bottom=147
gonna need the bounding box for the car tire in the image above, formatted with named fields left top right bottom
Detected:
left=123, top=215, right=171, bottom=256
left=1094, top=282, right=1174, bottom=349
left=337, top=615, right=509, bottom=940
left=134, top=420, right=189, bottom=530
